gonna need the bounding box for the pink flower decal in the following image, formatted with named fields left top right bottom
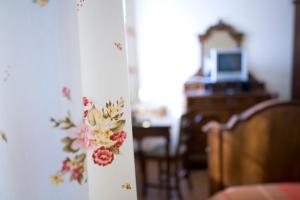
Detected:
left=77, top=0, right=86, bottom=11
left=92, top=146, right=114, bottom=166
left=72, top=124, right=97, bottom=150
left=110, top=131, right=127, bottom=148
left=51, top=96, right=127, bottom=185
left=83, top=97, right=91, bottom=106
left=62, top=87, right=71, bottom=100
left=83, top=110, right=88, bottom=118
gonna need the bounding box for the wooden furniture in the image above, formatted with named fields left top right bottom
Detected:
left=292, top=0, right=300, bottom=99
left=203, top=100, right=300, bottom=195
left=179, top=109, right=219, bottom=170
left=187, top=91, right=274, bottom=122
left=182, top=91, right=273, bottom=170
left=183, top=21, right=275, bottom=168
left=184, top=20, right=274, bottom=116
left=133, top=124, right=187, bottom=200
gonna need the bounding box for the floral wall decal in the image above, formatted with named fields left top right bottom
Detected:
left=1, top=66, right=11, bottom=143
left=50, top=88, right=87, bottom=185
left=33, top=0, right=49, bottom=7
left=3, top=65, right=11, bottom=83
left=122, top=182, right=132, bottom=190
left=114, top=42, right=123, bottom=51
left=50, top=88, right=128, bottom=185
left=77, top=0, right=86, bottom=11
left=62, top=86, right=71, bottom=101
left=83, top=97, right=127, bottom=166
left=0, top=131, right=7, bottom=143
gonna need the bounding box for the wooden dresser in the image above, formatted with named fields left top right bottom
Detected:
left=185, top=77, right=275, bottom=122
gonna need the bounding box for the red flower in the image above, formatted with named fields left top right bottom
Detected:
left=61, top=159, right=71, bottom=173
left=83, top=97, right=91, bottom=106
left=92, top=146, right=114, bottom=166
left=83, top=110, right=88, bottom=118
left=110, top=131, right=127, bottom=148
left=71, top=166, right=84, bottom=183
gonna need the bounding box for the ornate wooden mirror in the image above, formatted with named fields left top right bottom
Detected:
left=198, top=20, right=244, bottom=76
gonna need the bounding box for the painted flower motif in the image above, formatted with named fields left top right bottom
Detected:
left=34, top=0, right=49, bottom=7
left=114, top=42, right=123, bottom=51
left=122, top=182, right=132, bottom=190
left=0, top=131, right=7, bottom=143
left=62, top=87, right=71, bottom=100
left=95, top=131, right=115, bottom=147
left=3, top=65, right=11, bottom=82
left=110, top=131, right=127, bottom=148
left=50, top=174, right=64, bottom=185
left=61, top=158, right=71, bottom=173
left=92, top=146, right=114, bottom=166
left=72, top=124, right=97, bottom=150
left=77, top=0, right=85, bottom=10
left=70, top=166, right=84, bottom=183
left=51, top=96, right=127, bottom=186
left=83, top=110, right=88, bottom=118
left=83, top=97, right=91, bottom=106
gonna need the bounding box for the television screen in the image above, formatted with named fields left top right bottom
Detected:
left=217, top=53, right=242, bottom=72
left=210, top=48, right=248, bottom=82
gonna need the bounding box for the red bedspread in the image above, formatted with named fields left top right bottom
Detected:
left=209, top=183, right=300, bottom=200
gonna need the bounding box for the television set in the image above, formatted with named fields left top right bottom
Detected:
left=210, top=48, right=248, bottom=82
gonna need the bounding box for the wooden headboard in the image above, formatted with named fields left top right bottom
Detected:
left=203, top=100, right=300, bottom=195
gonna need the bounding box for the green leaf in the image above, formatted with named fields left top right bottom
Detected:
left=111, top=120, right=126, bottom=133
left=61, top=137, right=78, bottom=153
left=111, top=146, right=120, bottom=155
left=87, top=108, right=96, bottom=126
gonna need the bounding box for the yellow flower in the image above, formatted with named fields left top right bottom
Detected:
left=122, top=182, right=132, bottom=190
left=85, top=98, right=126, bottom=147
left=50, top=174, right=64, bottom=185
left=95, top=130, right=115, bottom=146
left=36, top=0, right=49, bottom=7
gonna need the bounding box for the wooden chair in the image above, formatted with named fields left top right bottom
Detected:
left=181, top=109, right=220, bottom=171
left=133, top=126, right=177, bottom=200
left=133, top=113, right=197, bottom=200
left=203, top=100, right=300, bottom=195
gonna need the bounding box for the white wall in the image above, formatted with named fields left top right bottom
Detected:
left=135, top=0, right=294, bottom=116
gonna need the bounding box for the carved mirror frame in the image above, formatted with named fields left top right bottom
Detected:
left=197, top=20, right=244, bottom=76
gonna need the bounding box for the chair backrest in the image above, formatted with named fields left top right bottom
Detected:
left=205, top=100, right=300, bottom=195
left=177, top=110, right=219, bottom=168
left=132, top=126, right=170, bottom=160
